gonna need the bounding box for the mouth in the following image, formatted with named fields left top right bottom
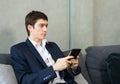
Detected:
left=42, top=33, right=46, bottom=37
left=44, top=33, right=46, bottom=36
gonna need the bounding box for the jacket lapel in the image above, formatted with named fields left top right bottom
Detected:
left=45, top=43, right=58, bottom=62
left=46, top=43, right=64, bottom=77
left=25, top=39, right=47, bottom=67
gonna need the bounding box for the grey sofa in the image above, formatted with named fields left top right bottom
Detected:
left=0, top=52, right=88, bottom=84
left=0, top=45, right=120, bottom=84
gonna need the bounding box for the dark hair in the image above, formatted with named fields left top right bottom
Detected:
left=25, top=11, right=48, bottom=36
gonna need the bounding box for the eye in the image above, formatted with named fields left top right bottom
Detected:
left=46, top=24, right=48, bottom=27
left=39, top=24, right=44, bottom=28
left=38, top=24, right=48, bottom=28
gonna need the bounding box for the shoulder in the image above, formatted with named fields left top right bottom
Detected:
left=11, top=42, right=26, bottom=47
left=47, top=41, right=60, bottom=48
left=11, top=42, right=27, bottom=51
left=47, top=41, right=64, bottom=56
left=47, top=41, right=57, bottom=46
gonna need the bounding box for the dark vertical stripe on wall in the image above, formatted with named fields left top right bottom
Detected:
left=69, top=0, right=71, bottom=49
left=69, top=0, right=75, bottom=49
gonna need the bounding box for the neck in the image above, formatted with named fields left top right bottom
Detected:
left=29, top=37, right=42, bottom=44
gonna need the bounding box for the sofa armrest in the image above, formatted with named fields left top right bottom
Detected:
left=106, top=53, right=120, bottom=84
left=0, top=54, right=10, bottom=64
left=0, top=54, right=18, bottom=84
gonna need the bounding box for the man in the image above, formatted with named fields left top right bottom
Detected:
left=10, top=11, right=80, bottom=84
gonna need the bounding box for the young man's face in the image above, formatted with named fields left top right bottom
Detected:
left=28, top=19, right=48, bottom=42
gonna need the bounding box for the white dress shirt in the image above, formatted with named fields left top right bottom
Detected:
left=28, top=38, right=66, bottom=84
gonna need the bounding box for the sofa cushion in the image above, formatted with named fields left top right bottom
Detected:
left=0, top=64, right=18, bottom=84
left=0, top=54, right=10, bottom=64
left=106, top=53, right=120, bottom=84
left=86, top=45, right=120, bottom=84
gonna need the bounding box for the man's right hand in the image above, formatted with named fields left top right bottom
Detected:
left=52, top=56, right=74, bottom=71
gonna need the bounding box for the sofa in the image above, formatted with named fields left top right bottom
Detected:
left=0, top=53, right=88, bottom=84
left=0, top=45, right=120, bottom=84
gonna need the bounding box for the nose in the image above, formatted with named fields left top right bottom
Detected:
left=43, top=26, right=47, bottom=32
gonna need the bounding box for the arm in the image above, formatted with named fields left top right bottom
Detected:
left=10, top=46, right=57, bottom=84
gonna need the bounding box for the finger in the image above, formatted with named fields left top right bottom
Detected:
left=72, top=63, right=78, bottom=67
left=65, top=56, right=74, bottom=60
left=71, top=59, right=79, bottom=65
left=67, top=61, right=72, bottom=67
left=74, top=56, right=79, bottom=59
left=67, top=61, right=72, bottom=64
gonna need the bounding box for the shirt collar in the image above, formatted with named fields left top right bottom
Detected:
left=28, top=37, right=47, bottom=48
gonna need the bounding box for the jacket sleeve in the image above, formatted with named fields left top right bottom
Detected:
left=10, top=46, right=57, bottom=84
left=67, top=66, right=81, bottom=76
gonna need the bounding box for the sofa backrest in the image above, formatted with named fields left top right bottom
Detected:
left=86, top=45, right=120, bottom=84
left=0, top=54, right=18, bottom=84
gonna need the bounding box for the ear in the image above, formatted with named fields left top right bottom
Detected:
left=27, top=24, right=33, bottom=32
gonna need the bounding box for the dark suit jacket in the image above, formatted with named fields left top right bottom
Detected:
left=10, top=39, right=80, bottom=84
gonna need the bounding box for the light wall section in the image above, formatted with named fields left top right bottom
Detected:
left=70, top=0, right=94, bottom=53
left=70, top=0, right=120, bottom=53
left=93, top=0, right=120, bottom=46
left=0, top=0, right=69, bottom=53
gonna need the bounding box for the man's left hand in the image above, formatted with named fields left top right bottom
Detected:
left=70, top=56, right=79, bottom=70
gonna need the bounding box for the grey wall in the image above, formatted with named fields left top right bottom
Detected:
left=70, top=0, right=120, bottom=53
left=70, top=0, right=94, bottom=53
left=0, top=0, right=69, bottom=53
left=93, top=0, right=120, bottom=45
left=0, top=0, right=120, bottom=54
